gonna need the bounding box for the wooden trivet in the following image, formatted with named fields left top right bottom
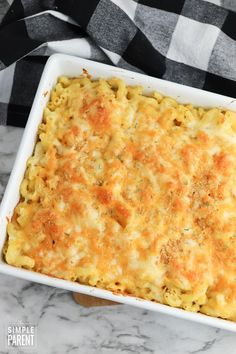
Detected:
left=73, top=292, right=119, bottom=307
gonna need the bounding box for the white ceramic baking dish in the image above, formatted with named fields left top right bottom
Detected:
left=1, top=54, right=236, bottom=332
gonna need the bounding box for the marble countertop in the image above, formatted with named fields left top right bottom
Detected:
left=0, top=125, right=236, bottom=354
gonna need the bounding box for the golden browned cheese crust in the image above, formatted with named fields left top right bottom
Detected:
left=5, top=75, right=236, bottom=321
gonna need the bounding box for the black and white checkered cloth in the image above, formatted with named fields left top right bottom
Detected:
left=0, top=0, right=235, bottom=127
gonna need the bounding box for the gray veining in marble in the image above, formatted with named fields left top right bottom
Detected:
left=0, top=126, right=236, bottom=354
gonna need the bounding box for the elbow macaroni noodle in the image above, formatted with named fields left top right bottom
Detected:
left=4, top=73, right=236, bottom=321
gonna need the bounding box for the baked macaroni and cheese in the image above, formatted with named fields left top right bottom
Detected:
left=5, top=74, right=236, bottom=321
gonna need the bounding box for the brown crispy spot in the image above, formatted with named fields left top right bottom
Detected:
left=95, top=187, right=113, bottom=205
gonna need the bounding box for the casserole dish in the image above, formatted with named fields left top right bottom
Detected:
left=1, top=53, right=236, bottom=332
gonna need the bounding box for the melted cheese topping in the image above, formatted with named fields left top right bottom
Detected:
left=5, top=75, right=236, bottom=321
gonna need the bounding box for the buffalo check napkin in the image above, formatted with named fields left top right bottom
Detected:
left=0, top=0, right=235, bottom=127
